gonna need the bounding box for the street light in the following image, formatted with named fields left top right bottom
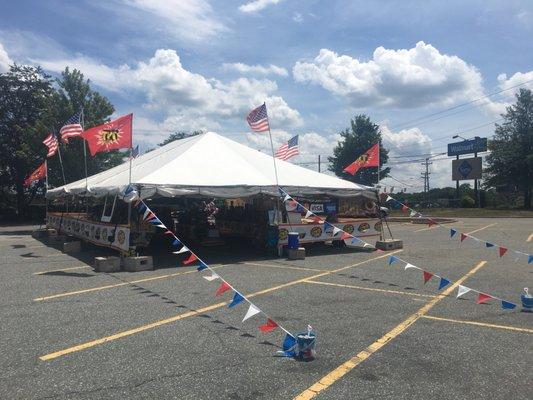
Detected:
left=452, top=134, right=467, bottom=140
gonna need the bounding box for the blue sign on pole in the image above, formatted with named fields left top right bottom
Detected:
left=447, top=137, right=487, bottom=156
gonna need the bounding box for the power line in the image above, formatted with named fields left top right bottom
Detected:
left=390, top=79, right=533, bottom=131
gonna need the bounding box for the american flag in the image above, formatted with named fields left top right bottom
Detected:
left=42, top=131, right=59, bottom=157
left=246, top=103, right=269, bottom=132
left=59, top=111, right=83, bottom=143
left=275, top=135, right=299, bottom=161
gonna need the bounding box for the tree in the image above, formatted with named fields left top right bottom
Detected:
left=46, top=68, right=123, bottom=188
left=0, top=65, right=56, bottom=216
left=328, top=114, right=390, bottom=186
left=158, top=131, right=202, bottom=147
left=485, top=89, right=533, bottom=209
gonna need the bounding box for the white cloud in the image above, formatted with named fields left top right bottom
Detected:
left=293, top=41, right=484, bottom=109
left=239, top=0, right=282, bottom=13
left=35, top=49, right=302, bottom=129
left=292, top=12, right=303, bottom=23
left=222, top=62, right=288, bottom=77
left=121, top=0, right=226, bottom=42
left=0, top=42, right=13, bottom=72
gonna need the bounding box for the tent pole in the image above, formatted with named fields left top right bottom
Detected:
left=266, top=122, right=281, bottom=225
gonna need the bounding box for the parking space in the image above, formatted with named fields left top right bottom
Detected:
left=0, top=219, right=531, bottom=399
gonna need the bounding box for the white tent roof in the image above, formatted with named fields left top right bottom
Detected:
left=47, top=132, right=376, bottom=199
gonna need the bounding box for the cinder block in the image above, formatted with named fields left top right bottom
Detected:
left=375, top=239, right=403, bottom=251
left=94, top=256, right=122, bottom=272
left=63, top=241, right=81, bottom=253
left=288, top=247, right=306, bottom=260
left=31, top=229, right=48, bottom=239
left=123, top=256, right=153, bottom=272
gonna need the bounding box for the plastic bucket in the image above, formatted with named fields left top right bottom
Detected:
left=521, top=295, right=533, bottom=311
left=288, top=232, right=300, bottom=249
left=297, top=332, right=316, bottom=361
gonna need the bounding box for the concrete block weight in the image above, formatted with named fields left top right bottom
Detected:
left=123, top=256, right=154, bottom=272
left=94, top=256, right=122, bottom=273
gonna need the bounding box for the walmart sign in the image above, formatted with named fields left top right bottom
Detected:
left=447, top=137, right=487, bottom=156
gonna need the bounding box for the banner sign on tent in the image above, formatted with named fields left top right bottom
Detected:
left=46, top=213, right=130, bottom=252
left=277, top=220, right=381, bottom=245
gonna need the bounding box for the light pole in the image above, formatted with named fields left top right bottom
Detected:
left=451, top=135, right=467, bottom=204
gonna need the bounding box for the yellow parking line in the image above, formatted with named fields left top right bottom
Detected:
left=421, top=315, right=533, bottom=334
left=39, top=251, right=400, bottom=361
left=242, top=262, right=329, bottom=273
left=293, top=260, right=487, bottom=400
left=34, top=267, right=223, bottom=302
left=303, top=280, right=435, bottom=298
left=527, top=233, right=533, bottom=242
left=466, top=223, right=497, bottom=235
left=33, top=265, right=92, bottom=275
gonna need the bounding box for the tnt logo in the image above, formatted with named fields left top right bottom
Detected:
left=97, top=128, right=122, bottom=146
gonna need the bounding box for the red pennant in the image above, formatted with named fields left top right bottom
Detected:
left=259, top=318, right=278, bottom=332
left=182, top=253, right=198, bottom=265
left=163, top=230, right=174, bottom=236
left=401, top=205, right=408, bottom=213
left=312, top=216, right=322, bottom=223
left=340, top=232, right=351, bottom=240
left=133, top=199, right=141, bottom=208
left=477, top=293, right=493, bottom=304
left=215, top=282, right=231, bottom=296
left=427, top=219, right=436, bottom=227
left=145, top=212, right=156, bottom=221
left=499, top=247, right=507, bottom=257
left=460, top=233, right=467, bottom=242
left=422, top=271, right=433, bottom=284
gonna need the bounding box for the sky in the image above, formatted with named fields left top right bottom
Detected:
left=1, top=0, right=532, bottom=191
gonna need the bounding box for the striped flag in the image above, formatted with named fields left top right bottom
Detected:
left=246, top=103, right=269, bottom=132
left=59, top=111, right=83, bottom=143
left=42, top=132, right=59, bottom=157
left=275, top=135, right=299, bottom=161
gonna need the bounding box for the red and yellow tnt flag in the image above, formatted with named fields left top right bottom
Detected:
left=81, top=114, right=133, bottom=156
left=343, top=143, right=380, bottom=175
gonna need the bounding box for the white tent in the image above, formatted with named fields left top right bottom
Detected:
left=47, top=132, right=376, bottom=199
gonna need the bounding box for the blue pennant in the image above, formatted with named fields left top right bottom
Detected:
left=149, top=218, right=162, bottom=225
left=281, top=333, right=297, bottom=357
left=138, top=204, right=147, bottom=213
left=389, top=255, right=399, bottom=265
left=528, top=255, right=533, bottom=264
left=485, top=242, right=494, bottom=248
left=438, top=277, right=450, bottom=290
left=278, top=188, right=285, bottom=197
left=228, top=292, right=245, bottom=308
left=450, top=229, right=457, bottom=237
left=197, top=262, right=208, bottom=272
left=172, top=239, right=181, bottom=246
left=501, top=300, right=516, bottom=310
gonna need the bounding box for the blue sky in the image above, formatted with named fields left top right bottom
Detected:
left=1, top=0, right=532, bottom=189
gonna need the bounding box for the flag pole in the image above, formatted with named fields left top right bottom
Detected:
left=265, top=104, right=282, bottom=225
left=81, top=109, right=88, bottom=191
left=377, top=140, right=381, bottom=187
left=44, top=159, right=48, bottom=224
left=127, top=118, right=133, bottom=229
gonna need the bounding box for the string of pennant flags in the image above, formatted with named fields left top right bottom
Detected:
left=133, top=197, right=298, bottom=353
left=383, top=195, right=533, bottom=265
left=278, top=188, right=518, bottom=310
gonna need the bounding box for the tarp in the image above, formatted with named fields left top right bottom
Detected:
left=47, top=132, right=376, bottom=199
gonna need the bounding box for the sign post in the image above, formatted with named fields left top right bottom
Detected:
left=448, top=137, right=487, bottom=208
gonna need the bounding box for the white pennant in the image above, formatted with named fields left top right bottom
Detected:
left=156, top=224, right=166, bottom=228
left=242, top=304, right=261, bottom=322
left=332, top=226, right=341, bottom=236
left=203, top=272, right=219, bottom=281
left=386, top=195, right=393, bottom=202
left=173, top=246, right=189, bottom=254
left=404, top=263, right=420, bottom=271
left=283, top=194, right=291, bottom=202
left=143, top=208, right=151, bottom=220
left=305, top=210, right=313, bottom=218
left=456, top=285, right=471, bottom=298
left=410, top=210, right=417, bottom=217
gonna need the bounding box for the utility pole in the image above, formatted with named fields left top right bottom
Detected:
left=318, top=155, right=321, bottom=172
left=421, top=157, right=432, bottom=207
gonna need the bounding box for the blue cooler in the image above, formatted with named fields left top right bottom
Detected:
left=288, top=232, right=300, bottom=249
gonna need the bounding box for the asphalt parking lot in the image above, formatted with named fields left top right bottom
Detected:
left=0, top=218, right=531, bottom=399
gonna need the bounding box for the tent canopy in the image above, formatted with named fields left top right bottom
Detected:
left=47, top=132, right=376, bottom=199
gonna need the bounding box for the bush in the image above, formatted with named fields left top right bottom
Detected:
left=460, top=195, right=475, bottom=208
